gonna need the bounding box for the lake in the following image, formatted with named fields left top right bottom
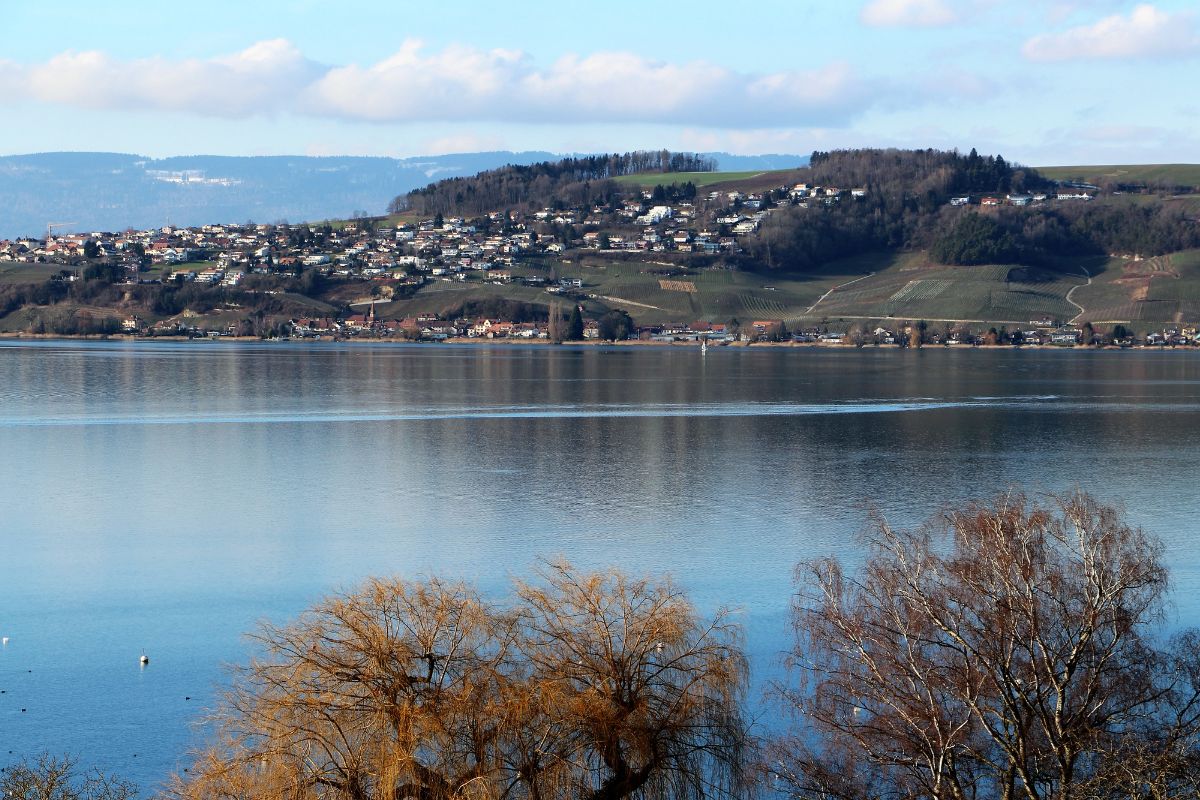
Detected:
left=2, top=340, right=1199, bottom=789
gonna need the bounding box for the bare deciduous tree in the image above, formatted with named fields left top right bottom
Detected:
left=174, top=562, right=749, bottom=800
left=1, top=754, right=137, bottom=800
left=772, top=492, right=1200, bottom=800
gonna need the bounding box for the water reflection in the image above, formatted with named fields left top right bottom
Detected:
left=1, top=341, right=1199, bottom=787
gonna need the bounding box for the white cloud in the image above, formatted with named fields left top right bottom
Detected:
left=860, top=0, right=959, bottom=28
left=0, top=40, right=884, bottom=129
left=679, top=127, right=838, bottom=157
left=305, top=44, right=871, bottom=128
left=1023, top=4, right=1200, bottom=61
left=17, top=40, right=323, bottom=117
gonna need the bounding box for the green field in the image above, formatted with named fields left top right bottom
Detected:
left=1067, top=250, right=1200, bottom=324
left=9, top=245, right=1200, bottom=332
left=611, top=170, right=796, bottom=189
left=0, top=262, right=66, bottom=284
left=780, top=249, right=1200, bottom=328
left=369, top=247, right=1200, bottom=329
left=1037, top=164, right=1200, bottom=189
left=369, top=251, right=1092, bottom=328
left=808, top=257, right=1088, bottom=324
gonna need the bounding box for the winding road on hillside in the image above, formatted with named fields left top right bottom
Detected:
left=1066, top=266, right=1093, bottom=325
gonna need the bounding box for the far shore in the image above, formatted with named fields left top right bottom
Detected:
left=0, top=330, right=1191, bottom=352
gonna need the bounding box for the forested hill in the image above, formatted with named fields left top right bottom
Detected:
left=393, top=151, right=719, bottom=217
left=388, top=146, right=1198, bottom=271
left=748, top=149, right=1200, bottom=270
left=808, top=148, right=1050, bottom=198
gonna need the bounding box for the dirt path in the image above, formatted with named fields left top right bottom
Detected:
left=804, top=273, right=875, bottom=314
left=588, top=294, right=665, bottom=311
left=1066, top=266, right=1093, bottom=325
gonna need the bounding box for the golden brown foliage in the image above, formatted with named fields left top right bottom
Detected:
left=173, top=562, right=748, bottom=800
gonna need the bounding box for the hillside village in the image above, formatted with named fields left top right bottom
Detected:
left=0, top=180, right=842, bottom=338
left=0, top=167, right=1194, bottom=347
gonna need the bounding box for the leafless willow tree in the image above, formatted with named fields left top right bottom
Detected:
left=173, top=562, right=749, bottom=800
left=772, top=492, right=1200, bottom=800
left=515, top=563, right=749, bottom=800
left=0, top=754, right=137, bottom=800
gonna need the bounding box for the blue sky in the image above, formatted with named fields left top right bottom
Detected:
left=0, top=0, right=1196, bottom=164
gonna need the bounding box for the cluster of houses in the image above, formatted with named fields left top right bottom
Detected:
left=271, top=316, right=1200, bottom=347
left=282, top=315, right=791, bottom=343
left=0, top=182, right=826, bottom=283
left=951, top=190, right=1095, bottom=208
left=7, top=175, right=1195, bottom=348
left=0, top=182, right=867, bottom=341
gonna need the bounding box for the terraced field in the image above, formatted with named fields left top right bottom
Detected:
left=1069, top=251, right=1200, bottom=324
left=457, top=251, right=1120, bottom=326
left=498, top=252, right=1119, bottom=326
left=739, top=294, right=789, bottom=319
left=12, top=245, right=1184, bottom=331
left=791, top=255, right=1090, bottom=324
left=555, top=260, right=843, bottom=322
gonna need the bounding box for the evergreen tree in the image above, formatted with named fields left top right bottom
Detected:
left=567, top=305, right=584, bottom=340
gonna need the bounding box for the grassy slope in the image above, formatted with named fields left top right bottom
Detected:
left=1038, top=164, right=1200, bottom=189
left=803, top=248, right=1200, bottom=327
left=1070, top=249, right=1200, bottom=324
left=294, top=240, right=1200, bottom=329
left=0, top=262, right=65, bottom=284
left=373, top=251, right=1086, bottom=327
left=806, top=255, right=1094, bottom=324
left=611, top=169, right=803, bottom=189
left=7, top=250, right=1200, bottom=330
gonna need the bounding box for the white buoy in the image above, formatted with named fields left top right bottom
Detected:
left=2, top=637, right=8, bottom=645
left=140, top=653, right=149, bottom=665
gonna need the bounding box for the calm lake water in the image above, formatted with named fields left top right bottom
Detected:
left=2, top=340, right=1200, bottom=789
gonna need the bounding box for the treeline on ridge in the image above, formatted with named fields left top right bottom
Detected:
left=747, top=148, right=1199, bottom=270
left=392, top=150, right=716, bottom=217
left=928, top=202, right=1200, bottom=265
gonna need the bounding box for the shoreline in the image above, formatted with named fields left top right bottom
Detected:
left=0, top=331, right=1189, bottom=352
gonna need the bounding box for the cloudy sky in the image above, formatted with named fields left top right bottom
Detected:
left=1, top=0, right=1196, bottom=164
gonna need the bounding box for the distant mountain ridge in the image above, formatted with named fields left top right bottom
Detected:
left=0, top=151, right=809, bottom=240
